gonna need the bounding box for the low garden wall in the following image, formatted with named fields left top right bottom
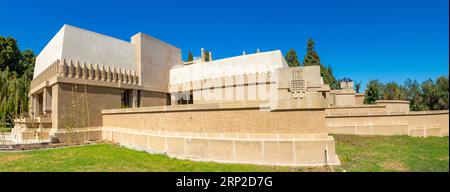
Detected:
left=101, top=103, right=339, bottom=166
left=326, top=110, right=449, bottom=137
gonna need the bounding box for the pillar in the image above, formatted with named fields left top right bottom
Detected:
left=132, top=90, right=138, bottom=108
left=42, top=87, right=52, bottom=115
left=33, top=94, right=39, bottom=118
left=30, top=94, right=35, bottom=118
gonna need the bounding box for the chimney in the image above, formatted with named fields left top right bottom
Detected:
left=201, top=48, right=205, bottom=62
left=209, top=51, right=213, bottom=61
left=256, top=48, right=260, bottom=53
left=243, top=51, right=246, bottom=55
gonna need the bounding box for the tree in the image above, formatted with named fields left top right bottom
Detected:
left=382, top=82, right=406, bottom=100
left=0, top=36, right=21, bottom=72
left=0, top=36, right=35, bottom=127
left=435, top=75, right=449, bottom=110
left=187, top=51, right=194, bottom=62
left=364, top=77, right=448, bottom=111
left=364, top=80, right=383, bottom=104
left=322, top=65, right=339, bottom=89
left=421, top=79, right=440, bottom=110
left=204, top=50, right=210, bottom=62
left=285, top=48, right=300, bottom=67
left=299, top=38, right=339, bottom=89
left=20, top=49, right=35, bottom=80
left=0, top=68, right=30, bottom=127
left=404, top=79, right=428, bottom=111
left=302, top=38, right=321, bottom=66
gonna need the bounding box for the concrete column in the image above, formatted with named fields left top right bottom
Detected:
left=50, top=84, right=59, bottom=136
left=201, top=48, right=205, bottom=62
left=30, top=94, right=35, bottom=118
left=132, top=90, right=138, bottom=108
left=43, top=87, right=52, bottom=115
left=33, top=94, right=39, bottom=118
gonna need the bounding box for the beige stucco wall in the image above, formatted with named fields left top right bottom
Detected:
left=355, top=93, right=365, bottom=105
left=53, top=83, right=122, bottom=131
left=169, top=50, right=288, bottom=85
left=52, top=83, right=170, bottom=131
left=101, top=103, right=339, bottom=166
left=35, top=25, right=136, bottom=79
left=276, top=65, right=322, bottom=89
left=102, top=128, right=338, bottom=166
left=140, top=90, right=169, bottom=106
left=376, top=100, right=410, bottom=113
left=34, top=27, right=65, bottom=78
left=132, top=33, right=181, bottom=92
left=326, top=110, right=449, bottom=137
left=102, top=104, right=327, bottom=134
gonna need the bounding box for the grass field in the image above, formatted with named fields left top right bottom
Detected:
left=0, top=127, right=11, bottom=132
left=0, top=135, right=448, bottom=172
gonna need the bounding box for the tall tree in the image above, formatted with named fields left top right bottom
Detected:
left=0, top=36, right=34, bottom=126
left=19, top=49, right=35, bottom=80
left=300, top=38, right=339, bottom=89
left=285, top=48, right=300, bottom=67
left=187, top=51, right=194, bottom=62
left=404, top=79, right=428, bottom=111
left=435, top=75, right=449, bottom=110
left=0, top=36, right=21, bottom=72
left=322, top=65, right=339, bottom=89
left=421, top=79, right=439, bottom=110
left=383, top=82, right=406, bottom=100
left=364, top=80, right=383, bottom=104
left=204, top=50, right=210, bottom=62
left=302, top=38, right=321, bottom=66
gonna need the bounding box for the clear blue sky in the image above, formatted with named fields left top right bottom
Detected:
left=1, top=0, right=448, bottom=89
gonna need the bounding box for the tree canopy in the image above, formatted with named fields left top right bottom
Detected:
left=187, top=51, right=193, bottom=62
left=0, top=36, right=35, bottom=127
left=285, top=48, right=300, bottom=67
left=284, top=39, right=339, bottom=89
left=302, top=38, right=321, bottom=66
left=364, top=76, right=449, bottom=111
left=204, top=50, right=210, bottom=62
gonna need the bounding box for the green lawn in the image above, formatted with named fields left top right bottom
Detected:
left=334, top=135, right=449, bottom=172
left=0, top=127, right=11, bottom=132
left=0, top=135, right=448, bottom=172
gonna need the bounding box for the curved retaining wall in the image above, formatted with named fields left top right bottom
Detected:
left=326, top=110, right=449, bottom=137
left=102, top=129, right=338, bottom=166
left=101, top=103, right=339, bottom=166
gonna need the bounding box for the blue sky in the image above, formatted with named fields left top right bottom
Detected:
left=1, top=0, right=448, bottom=89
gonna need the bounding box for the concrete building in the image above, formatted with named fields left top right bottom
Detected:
left=12, top=24, right=449, bottom=167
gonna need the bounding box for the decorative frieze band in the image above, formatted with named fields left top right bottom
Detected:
left=57, top=59, right=138, bottom=84
left=31, top=59, right=139, bottom=89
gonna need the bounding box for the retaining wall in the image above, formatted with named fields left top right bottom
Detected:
left=326, top=110, right=449, bottom=137
left=101, top=103, right=339, bottom=166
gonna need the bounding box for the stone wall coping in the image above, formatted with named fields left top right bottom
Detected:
left=375, top=100, right=410, bottom=104
left=102, top=100, right=327, bottom=115
left=326, top=110, right=449, bottom=118
left=330, top=89, right=355, bottom=94
left=102, top=102, right=265, bottom=114
left=326, top=104, right=385, bottom=109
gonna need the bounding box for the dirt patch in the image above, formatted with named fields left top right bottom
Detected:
left=299, top=166, right=331, bottom=172
left=439, top=156, right=449, bottom=161
left=382, top=161, right=409, bottom=171
left=0, top=141, right=108, bottom=151
left=1, top=154, right=29, bottom=162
